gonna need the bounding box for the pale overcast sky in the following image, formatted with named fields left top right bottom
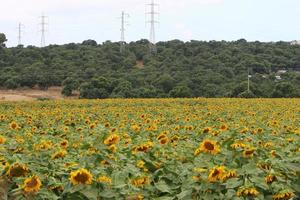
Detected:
left=1, top=0, right=300, bottom=47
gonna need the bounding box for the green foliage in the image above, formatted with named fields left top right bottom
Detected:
left=79, top=77, right=111, bottom=99
left=169, top=85, right=192, bottom=98
left=272, top=82, right=296, bottom=98
left=0, top=33, right=7, bottom=48
left=0, top=36, right=299, bottom=98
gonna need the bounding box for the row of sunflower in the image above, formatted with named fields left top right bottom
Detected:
left=0, top=98, right=299, bottom=199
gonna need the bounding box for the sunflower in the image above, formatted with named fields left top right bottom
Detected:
left=208, top=166, right=225, bottom=182
left=198, top=139, right=220, bottom=155
left=237, top=187, right=259, bottom=197
left=203, top=127, right=212, bottom=133
left=108, top=144, right=117, bottom=152
left=126, top=194, right=144, bottom=200
left=265, top=175, right=276, bottom=184
left=9, top=121, right=19, bottom=130
left=97, top=175, right=112, bottom=184
left=131, top=176, right=150, bottom=187
left=220, top=124, right=228, bottom=131
left=159, top=137, right=169, bottom=145
left=272, top=191, right=295, bottom=200
left=8, top=163, right=29, bottom=177
left=104, top=134, right=120, bottom=146
left=231, top=141, right=247, bottom=149
left=243, top=148, right=255, bottom=158
left=89, top=123, right=97, bottom=129
left=23, top=175, right=42, bottom=194
left=70, top=168, right=93, bottom=185
left=51, top=150, right=67, bottom=159
left=0, top=136, right=6, bottom=144
left=239, top=127, right=249, bottom=134
left=132, top=142, right=153, bottom=154
left=60, top=140, right=69, bottom=149
left=221, top=170, right=237, bottom=181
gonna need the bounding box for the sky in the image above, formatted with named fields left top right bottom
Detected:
left=1, top=0, right=300, bottom=47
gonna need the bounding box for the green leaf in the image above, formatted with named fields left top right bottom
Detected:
left=249, top=176, right=269, bottom=190
left=80, top=188, right=98, bottom=200
left=176, top=190, right=193, bottom=200
left=224, top=178, right=243, bottom=189
left=155, top=180, right=172, bottom=193
left=98, top=190, right=116, bottom=198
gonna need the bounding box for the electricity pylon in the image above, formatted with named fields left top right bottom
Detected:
left=120, top=11, right=129, bottom=54
left=146, top=0, right=159, bottom=54
left=39, top=13, right=48, bottom=47
left=17, top=23, right=25, bottom=46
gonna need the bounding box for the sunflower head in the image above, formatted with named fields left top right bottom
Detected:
left=131, top=176, right=150, bottom=187
left=23, top=175, right=42, bottom=194
left=70, top=168, right=93, bottom=185
left=220, top=124, right=228, bottom=131
left=60, top=140, right=69, bottom=149
left=272, top=191, right=294, bottom=200
left=0, top=136, right=6, bottom=144
left=104, top=134, right=120, bottom=146
left=203, top=127, right=212, bottom=133
left=51, top=150, right=67, bottom=159
left=9, top=121, right=20, bottom=130
left=8, top=163, right=29, bottom=178
left=199, top=139, right=220, bottom=155
left=237, top=187, right=259, bottom=197
left=97, top=175, right=112, bottom=184
left=243, top=148, right=255, bottom=158
left=208, top=166, right=225, bottom=182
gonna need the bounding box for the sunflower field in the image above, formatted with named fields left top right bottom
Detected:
left=0, top=99, right=299, bottom=200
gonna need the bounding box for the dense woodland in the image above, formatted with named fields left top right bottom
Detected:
left=0, top=33, right=300, bottom=98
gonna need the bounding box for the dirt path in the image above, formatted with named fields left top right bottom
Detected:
left=0, top=87, right=66, bottom=101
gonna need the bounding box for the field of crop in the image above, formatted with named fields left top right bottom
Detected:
left=0, top=99, right=299, bottom=200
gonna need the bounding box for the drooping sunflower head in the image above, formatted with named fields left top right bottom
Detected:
left=272, top=190, right=295, bottom=200
left=51, top=150, right=67, bottom=159
left=237, top=187, right=259, bottom=197
left=8, top=163, right=29, bottom=178
left=208, top=166, right=225, bottom=182
left=104, top=134, right=120, bottom=146
left=70, top=168, right=93, bottom=185
left=97, top=175, right=112, bottom=184
left=200, top=139, right=220, bottom=155
left=23, top=175, right=42, bottom=194
left=131, top=176, right=150, bottom=187
left=243, top=148, right=255, bottom=158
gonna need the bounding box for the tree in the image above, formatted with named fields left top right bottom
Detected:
left=0, top=33, right=7, bottom=48
left=79, top=77, right=111, bottom=99
left=272, top=82, right=295, bottom=98
left=62, top=77, right=80, bottom=96
left=155, top=74, right=175, bottom=93
left=82, top=40, right=97, bottom=46
left=169, top=85, right=192, bottom=98
left=111, top=80, right=133, bottom=98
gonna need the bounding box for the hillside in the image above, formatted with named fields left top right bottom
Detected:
left=0, top=33, right=300, bottom=98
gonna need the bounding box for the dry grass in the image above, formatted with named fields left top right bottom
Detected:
left=0, top=87, right=73, bottom=101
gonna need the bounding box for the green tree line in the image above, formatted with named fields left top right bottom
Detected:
left=0, top=33, right=300, bottom=98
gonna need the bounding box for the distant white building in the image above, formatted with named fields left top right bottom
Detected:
left=291, top=40, right=300, bottom=45
left=275, top=75, right=282, bottom=80
left=277, top=70, right=287, bottom=74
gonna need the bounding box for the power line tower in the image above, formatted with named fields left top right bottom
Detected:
left=120, top=11, right=129, bottom=54
left=17, top=23, right=25, bottom=46
left=146, top=0, right=159, bottom=54
left=39, top=13, right=48, bottom=47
